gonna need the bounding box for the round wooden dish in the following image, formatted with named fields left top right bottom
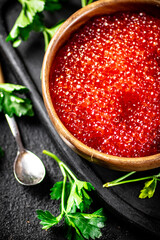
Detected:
left=42, top=0, right=160, bottom=171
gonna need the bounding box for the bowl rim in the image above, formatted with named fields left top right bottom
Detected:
left=42, top=0, right=160, bottom=171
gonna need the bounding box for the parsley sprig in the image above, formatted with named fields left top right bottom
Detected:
left=103, top=171, right=160, bottom=199
left=6, top=0, right=62, bottom=50
left=37, top=150, right=106, bottom=239
left=0, top=83, right=34, bottom=117
left=6, top=0, right=95, bottom=50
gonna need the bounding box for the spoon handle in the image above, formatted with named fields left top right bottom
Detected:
left=5, top=115, right=24, bottom=152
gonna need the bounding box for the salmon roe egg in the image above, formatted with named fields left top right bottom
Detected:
left=50, top=12, right=160, bottom=157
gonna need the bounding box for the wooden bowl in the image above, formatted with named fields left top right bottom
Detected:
left=42, top=0, right=160, bottom=171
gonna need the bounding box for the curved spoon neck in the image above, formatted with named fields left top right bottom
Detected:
left=5, top=114, right=25, bottom=152
left=17, top=144, right=25, bottom=153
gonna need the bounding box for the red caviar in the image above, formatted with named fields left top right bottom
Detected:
left=50, top=12, right=160, bottom=157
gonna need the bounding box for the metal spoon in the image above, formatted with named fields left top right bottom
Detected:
left=0, top=64, right=45, bottom=185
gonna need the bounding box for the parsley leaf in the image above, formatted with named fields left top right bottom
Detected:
left=139, top=178, right=157, bottom=199
left=0, top=83, right=28, bottom=93
left=50, top=181, right=72, bottom=201
left=0, top=83, right=34, bottom=117
left=36, top=150, right=106, bottom=239
left=36, top=210, right=62, bottom=229
left=7, top=0, right=95, bottom=50
left=6, top=0, right=45, bottom=47
left=44, top=0, right=62, bottom=11
left=50, top=181, right=63, bottom=200
left=6, top=0, right=62, bottom=48
left=65, top=209, right=106, bottom=240
left=66, top=180, right=94, bottom=213
left=43, top=21, right=64, bottom=51
left=104, top=171, right=160, bottom=199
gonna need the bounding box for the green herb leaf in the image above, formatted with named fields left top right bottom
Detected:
left=0, top=147, right=4, bottom=158
left=0, top=83, right=34, bottom=117
left=44, top=0, right=61, bottom=11
left=6, top=0, right=45, bottom=46
left=139, top=178, right=157, bottom=199
left=50, top=181, right=63, bottom=200
left=36, top=210, right=62, bottom=229
left=37, top=150, right=106, bottom=239
left=65, top=208, right=106, bottom=240
left=6, top=0, right=62, bottom=48
left=104, top=171, right=160, bottom=199
left=0, top=83, right=28, bottom=93
left=66, top=180, right=94, bottom=213
left=43, top=21, right=64, bottom=50
left=50, top=181, right=71, bottom=201
left=6, top=0, right=94, bottom=50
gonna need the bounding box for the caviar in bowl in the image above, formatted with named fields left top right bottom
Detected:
left=42, top=0, right=160, bottom=171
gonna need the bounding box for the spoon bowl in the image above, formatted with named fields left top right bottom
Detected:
left=14, top=150, right=46, bottom=186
